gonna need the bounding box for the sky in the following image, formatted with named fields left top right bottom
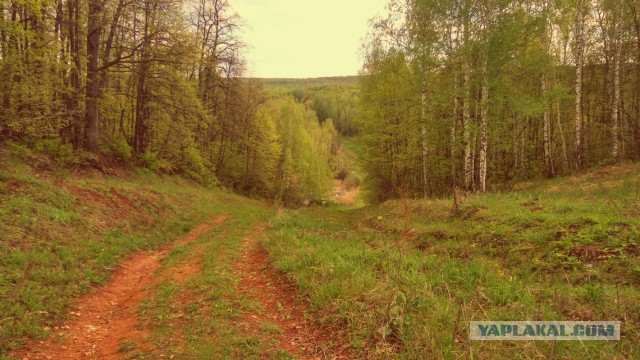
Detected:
left=232, top=0, right=387, bottom=78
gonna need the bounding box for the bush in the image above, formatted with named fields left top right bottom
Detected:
left=138, top=151, right=158, bottom=170
left=180, top=147, right=218, bottom=187
left=19, top=138, right=74, bottom=165
left=101, top=136, right=132, bottom=161
left=5, top=140, right=32, bottom=155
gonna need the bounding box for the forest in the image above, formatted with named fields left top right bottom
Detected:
left=3, top=0, right=640, bottom=204
left=1, top=0, right=640, bottom=359
left=0, top=0, right=351, bottom=206
left=360, top=0, right=640, bottom=200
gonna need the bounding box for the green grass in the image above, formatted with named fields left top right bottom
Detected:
left=3, top=143, right=640, bottom=359
left=262, top=163, right=640, bottom=359
left=0, top=148, right=263, bottom=354
left=137, top=204, right=290, bottom=359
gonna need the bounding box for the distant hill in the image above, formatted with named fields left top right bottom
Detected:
left=253, top=76, right=361, bottom=136
left=255, top=76, right=360, bottom=89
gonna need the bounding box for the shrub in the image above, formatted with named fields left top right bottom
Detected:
left=138, top=151, right=159, bottom=170
left=28, top=138, right=74, bottom=165
left=180, top=146, right=218, bottom=188
left=101, top=136, right=132, bottom=161
left=5, top=140, right=32, bottom=155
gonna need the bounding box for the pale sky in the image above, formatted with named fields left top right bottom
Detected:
left=232, top=0, right=387, bottom=78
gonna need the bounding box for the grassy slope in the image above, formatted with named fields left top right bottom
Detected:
left=263, top=164, right=640, bottom=359
left=0, top=146, right=272, bottom=355
left=135, top=199, right=281, bottom=359
left=2, top=141, right=639, bottom=359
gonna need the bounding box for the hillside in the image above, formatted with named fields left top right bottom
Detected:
left=0, top=146, right=276, bottom=357
left=259, top=76, right=360, bottom=89
left=2, top=143, right=638, bottom=358
left=262, top=163, right=640, bottom=358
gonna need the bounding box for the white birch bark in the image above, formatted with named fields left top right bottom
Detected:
left=479, top=58, right=488, bottom=192
left=574, top=0, right=585, bottom=170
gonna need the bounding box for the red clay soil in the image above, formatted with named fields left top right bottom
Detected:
left=235, top=226, right=353, bottom=359
left=13, top=215, right=227, bottom=360
left=332, top=180, right=360, bottom=206
left=164, top=241, right=210, bottom=285
left=340, top=187, right=360, bottom=206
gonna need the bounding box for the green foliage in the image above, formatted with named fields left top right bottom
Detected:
left=100, top=136, right=132, bottom=161
left=138, top=151, right=159, bottom=171
left=0, top=0, right=346, bottom=204
left=360, top=0, right=640, bottom=200
left=180, top=146, right=217, bottom=187
left=263, top=77, right=361, bottom=136
left=267, top=96, right=334, bottom=206
left=360, top=50, right=425, bottom=201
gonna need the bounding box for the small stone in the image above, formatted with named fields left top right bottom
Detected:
left=85, top=325, right=99, bottom=332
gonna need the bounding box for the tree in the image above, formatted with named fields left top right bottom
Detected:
left=573, top=0, right=587, bottom=170
left=360, top=0, right=639, bottom=201
left=85, top=0, right=103, bottom=152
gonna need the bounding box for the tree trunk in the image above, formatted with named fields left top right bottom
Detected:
left=421, top=77, right=429, bottom=197
left=0, top=3, right=6, bottom=61
left=478, top=59, right=489, bottom=192
left=67, top=0, right=82, bottom=146
left=100, top=0, right=125, bottom=89
left=461, top=4, right=473, bottom=190
left=574, top=0, right=585, bottom=170
left=134, top=0, right=153, bottom=154
left=463, top=62, right=473, bottom=190
left=0, top=3, right=8, bottom=111
left=85, top=0, right=103, bottom=152
left=542, top=71, right=554, bottom=177
left=451, top=71, right=458, bottom=188
left=612, top=4, right=623, bottom=162
left=633, top=0, right=640, bottom=160
left=134, top=60, right=149, bottom=154
left=541, top=3, right=555, bottom=178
